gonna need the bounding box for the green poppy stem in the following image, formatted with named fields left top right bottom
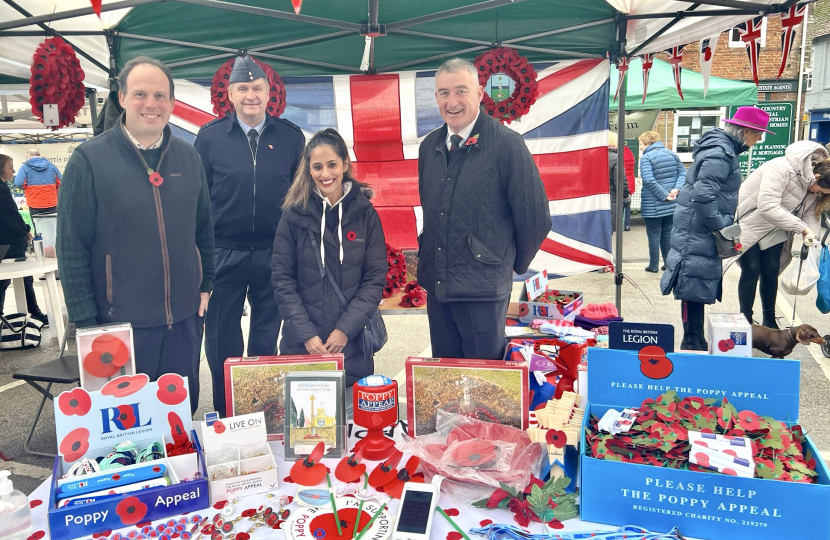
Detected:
left=354, top=500, right=388, bottom=540
left=352, top=472, right=369, bottom=538
left=437, top=507, right=472, bottom=540
left=326, top=472, right=343, bottom=535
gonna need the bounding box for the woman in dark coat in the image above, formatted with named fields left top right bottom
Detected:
left=271, top=129, right=387, bottom=385
left=660, top=107, right=770, bottom=350
left=608, top=132, right=630, bottom=234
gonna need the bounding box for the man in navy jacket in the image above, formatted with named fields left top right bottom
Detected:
left=195, top=55, right=304, bottom=416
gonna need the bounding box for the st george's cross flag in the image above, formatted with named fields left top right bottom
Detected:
left=699, top=33, right=720, bottom=98
left=170, top=59, right=612, bottom=277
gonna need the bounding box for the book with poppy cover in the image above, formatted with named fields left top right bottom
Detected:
left=405, top=357, right=529, bottom=437
left=283, top=370, right=346, bottom=459
left=224, top=354, right=344, bottom=441
left=76, top=323, right=137, bottom=392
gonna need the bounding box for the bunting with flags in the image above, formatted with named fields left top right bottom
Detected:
left=666, top=45, right=685, bottom=100
left=737, top=16, right=764, bottom=85
left=699, top=33, right=719, bottom=98
left=778, top=4, right=806, bottom=80
left=640, top=53, right=655, bottom=104
left=613, top=56, right=629, bottom=103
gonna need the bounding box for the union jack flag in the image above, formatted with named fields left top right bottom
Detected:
left=640, top=53, right=655, bottom=104
left=613, top=56, right=629, bottom=103
left=778, top=4, right=806, bottom=80
left=737, top=16, right=765, bottom=85
left=666, top=45, right=685, bottom=100
left=169, top=59, right=612, bottom=277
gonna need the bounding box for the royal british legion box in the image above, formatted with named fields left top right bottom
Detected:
left=580, top=348, right=830, bottom=540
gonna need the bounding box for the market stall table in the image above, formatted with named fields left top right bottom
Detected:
left=24, top=427, right=695, bottom=540
left=0, top=257, right=64, bottom=344
left=378, top=289, right=426, bottom=315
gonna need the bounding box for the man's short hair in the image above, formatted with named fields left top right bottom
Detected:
left=118, top=56, right=175, bottom=99
left=27, top=148, right=40, bottom=157
left=436, top=58, right=479, bottom=83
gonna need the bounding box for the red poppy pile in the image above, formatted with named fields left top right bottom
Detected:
left=399, top=282, right=426, bottom=308
left=536, top=290, right=581, bottom=307
left=210, top=57, right=286, bottom=118
left=384, top=243, right=407, bottom=298
left=474, top=47, right=538, bottom=124
left=29, top=36, right=86, bottom=130
left=586, top=390, right=818, bottom=483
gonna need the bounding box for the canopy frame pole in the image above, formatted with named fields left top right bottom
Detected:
left=624, top=9, right=763, bottom=20
left=385, top=0, right=532, bottom=30
left=628, top=4, right=701, bottom=57
left=0, top=0, right=160, bottom=32
left=159, top=31, right=353, bottom=70
left=170, top=0, right=360, bottom=30
left=615, top=17, right=627, bottom=315
left=2, top=0, right=113, bottom=76
left=663, top=0, right=777, bottom=10
left=0, top=30, right=107, bottom=36
left=86, top=87, right=98, bottom=129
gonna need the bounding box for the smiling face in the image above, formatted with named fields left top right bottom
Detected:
left=435, top=68, right=484, bottom=134
left=229, top=78, right=268, bottom=127
left=118, top=63, right=173, bottom=147
left=309, top=144, right=349, bottom=203
left=1, top=158, right=13, bottom=182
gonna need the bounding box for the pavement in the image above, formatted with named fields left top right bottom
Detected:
left=2, top=215, right=830, bottom=496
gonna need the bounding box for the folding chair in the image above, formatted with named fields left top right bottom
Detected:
left=12, top=319, right=78, bottom=457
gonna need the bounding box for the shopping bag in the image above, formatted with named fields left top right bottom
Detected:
left=816, top=245, right=830, bottom=314
left=780, top=246, right=820, bottom=295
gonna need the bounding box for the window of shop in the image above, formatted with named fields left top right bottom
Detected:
left=672, top=109, right=727, bottom=162
left=728, top=17, right=767, bottom=48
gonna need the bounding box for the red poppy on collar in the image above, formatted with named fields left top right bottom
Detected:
left=465, top=134, right=479, bottom=146
left=347, top=231, right=357, bottom=241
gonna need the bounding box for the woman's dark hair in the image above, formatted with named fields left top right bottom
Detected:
left=282, top=128, right=358, bottom=209
left=814, top=158, right=830, bottom=189
left=0, top=154, right=10, bottom=171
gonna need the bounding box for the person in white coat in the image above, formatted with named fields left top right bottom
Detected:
left=727, top=141, right=830, bottom=328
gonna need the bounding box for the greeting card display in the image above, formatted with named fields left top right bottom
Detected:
left=283, top=371, right=346, bottom=460
left=200, top=412, right=279, bottom=503
left=580, top=348, right=830, bottom=540
left=76, top=324, right=137, bottom=392
left=224, top=355, right=344, bottom=440
left=49, top=374, right=207, bottom=540
left=405, top=357, right=529, bottom=437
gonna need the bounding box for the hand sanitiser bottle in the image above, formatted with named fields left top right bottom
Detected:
left=0, top=470, right=32, bottom=540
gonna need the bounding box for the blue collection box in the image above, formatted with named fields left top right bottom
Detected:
left=580, top=348, right=830, bottom=540
left=47, top=375, right=209, bottom=540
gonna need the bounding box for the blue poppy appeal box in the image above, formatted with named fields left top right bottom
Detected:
left=579, top=348, right=830, bottom=540
left=48, top=374, right=208, bottom=540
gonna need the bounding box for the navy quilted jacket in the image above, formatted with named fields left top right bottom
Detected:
left=639, top=142, right=686, bottom=218
left=271, top=183, right=387, bottom=385
left=660, top=129, right=747, bottom=304
left=417, top=113, right=550, bottom=302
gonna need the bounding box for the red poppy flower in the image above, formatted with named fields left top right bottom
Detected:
left=117, top=496, right=148, bottom=525
left=83, top=334, right=130, bottom=378
left=169, top=412, right=189, bottom=444
left=102, top=374, right=149, bottom=398
left=236, top=534, right=250, bottom=540
left=737, top=410, right=761, bottom=431
left=158, top=374, right=188, bottom=405
left=442, top=508, right=459, bottom=517
left=347, top=231, right=357, bottom=241
left=29, top=500, right=42, bottom=509
left=220, top=522, right=234, bottom=534
left=290, top=442, right=327, bottom=486
left=479, top=519, right=493, bottom=527
left=27, top=532, right=45, bottom=540
left=58, top=387, right=91, bottom=417
left=545, top=429, right=567, bottom=449
left=240, top=509, right=256, bottom=518
left=213, top=420, right=225, bottom=434
left=59, top=427, right=90, bottom=462
left=447, top=533, right=463, bottom=540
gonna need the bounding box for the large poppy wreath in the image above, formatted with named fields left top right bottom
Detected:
left=474, top=47, right=538, bottom=124
left=210, top=56, right=287, bottom=118
left=29, top=36, right=86, bottom=130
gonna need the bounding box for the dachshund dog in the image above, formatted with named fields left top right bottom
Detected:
left=751, top=324, right=826, bottom=358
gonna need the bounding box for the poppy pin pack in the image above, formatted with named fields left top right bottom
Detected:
left=706, top=313, right=752, bottom=357
left=580, top=348, right=830, bottom=540
left=200, top=411, right=278, bottom=503
left=512, top=284, right=584, bottom=324
left=76, top=323, right=137, bottom=392
left=405, top=357, right=529, bottom=437
left=223, top=354, right=344, bottom=440
left=49, top=374, right=208, bottom=540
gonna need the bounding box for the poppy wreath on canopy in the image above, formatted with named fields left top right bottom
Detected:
left=210, top=56, right=287, bottom=118
left=29, top=36, right=86, bottom=130
left=474, top=47, right=538, bottom=124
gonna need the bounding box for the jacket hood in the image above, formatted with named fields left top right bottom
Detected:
left=785, top=140, right=829, bottom=184
left=692, top=128, right=744, bottom=156
left=25, top=157, right=52, bottom=171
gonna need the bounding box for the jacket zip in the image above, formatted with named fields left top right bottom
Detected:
left=247, top=124, right=262, bottom=251
left=127, top=131, right=174, bottom=329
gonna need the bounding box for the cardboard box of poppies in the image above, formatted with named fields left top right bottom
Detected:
left=580, top=347, right=830, bottom=540
left=49, top=374, right=208, bottom=540
left=405, top=357, right=528, bottom=437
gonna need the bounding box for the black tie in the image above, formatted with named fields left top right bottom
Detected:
left=447, top=134, right=462, bottom=164
left=248, top=128, right=258, bottom=156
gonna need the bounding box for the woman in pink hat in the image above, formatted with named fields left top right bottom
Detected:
left=660, top=106, right=770, bottom=351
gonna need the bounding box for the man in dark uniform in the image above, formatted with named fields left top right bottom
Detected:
left=195, top=55, right=304, bottom=416
left=417, top=58, right=550, bottom=360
